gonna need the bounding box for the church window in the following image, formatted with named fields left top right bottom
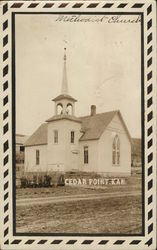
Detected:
left=71, top=131, right=75, bottom=143
left=20, top=146, right=24, bottom=152
left=112, top=135, right=120, bottom=165
left=66, top=103, right=73, bottom=115
left=84, top=146, right=88, bottom=164
left=57, top=103, right=63, bottom=115
left=36, top=150, right=40, bottom=165
left=54, top=130, right=58, bottom=144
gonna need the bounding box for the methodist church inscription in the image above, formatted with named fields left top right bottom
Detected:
left=55, top=15, right=141, bottom=23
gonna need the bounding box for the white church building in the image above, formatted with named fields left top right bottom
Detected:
left=24, top=49, right=131, bottom=177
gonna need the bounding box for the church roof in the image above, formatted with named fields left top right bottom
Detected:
left=16, top=134, right=29, bottom=145
left=52, top=94, right=77, bottom=102
left=52, top=48, right=77, bottom=103
left=46, top=114, right=81, bottom=123
left=79, top=111, right=117, bottom=141
left=61, top=48, right=69, bottom=95
left=24, top=123, right=48, bottom=147
left=25, top=110, right=131, bottom=146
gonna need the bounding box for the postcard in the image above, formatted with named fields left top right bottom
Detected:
left=0, top=1, right=156, bottom=249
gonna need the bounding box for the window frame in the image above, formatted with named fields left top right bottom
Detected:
left=84, top=146, right=89, bottom=164
left=112, top=135, right=120, bottom=166
left=20, top=145, right=24, bottom=152
left=54, top=130, right=58, bottom=144
left=36, top=149, right=40, bottom=165
left=70, top=131, right=75, bottom=144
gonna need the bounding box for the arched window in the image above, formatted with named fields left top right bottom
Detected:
left=57, top=103, right=63, bottom=115
left=112, top=135, right=120, bottom=165
left=66, top=103, right=73, bottom=115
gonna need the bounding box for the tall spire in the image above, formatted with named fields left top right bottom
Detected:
left=61, top=48, right=69, bottom=95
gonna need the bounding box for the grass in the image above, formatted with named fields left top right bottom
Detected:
left=16, top=175, right=142, bottom=199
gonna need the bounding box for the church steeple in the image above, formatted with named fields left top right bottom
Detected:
left=52, top=48, right=77, bottom=116
left=61, top=48, right=69, bottom=95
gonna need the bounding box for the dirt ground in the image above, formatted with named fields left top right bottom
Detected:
left=16, top=195, right=142, bottom=234
left=16, top=175, right=142, bottom=234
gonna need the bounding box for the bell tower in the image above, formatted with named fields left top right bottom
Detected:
left=52, top=48, right=77, bottom=116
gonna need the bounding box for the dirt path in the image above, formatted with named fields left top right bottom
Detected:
left=16, top=190, right=141, bottom=206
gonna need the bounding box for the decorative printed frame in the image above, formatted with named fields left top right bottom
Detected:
left=0, top=1, right=156, bottom=249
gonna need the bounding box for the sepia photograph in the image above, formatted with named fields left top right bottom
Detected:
left=15, top=12, right=143, bottom=235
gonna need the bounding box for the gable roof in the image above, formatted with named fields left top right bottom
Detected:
left=24, top=123, right=48, bottom=147
left=80, top=110, right=132, bottom=142
left=46, top=114, right=81, bottom=123
left=79, top=111, right=117, bottom=141
left=52, top=94, right=77, bottom=102
left=24, top=110, right=132, bottom=146
left=116, top=111, right=132, bottom=144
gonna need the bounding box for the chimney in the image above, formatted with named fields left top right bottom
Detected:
left=91, top=105, right=96, bottom=116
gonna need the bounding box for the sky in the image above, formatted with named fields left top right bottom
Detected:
left=15, top=14, right=141, bottom=138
